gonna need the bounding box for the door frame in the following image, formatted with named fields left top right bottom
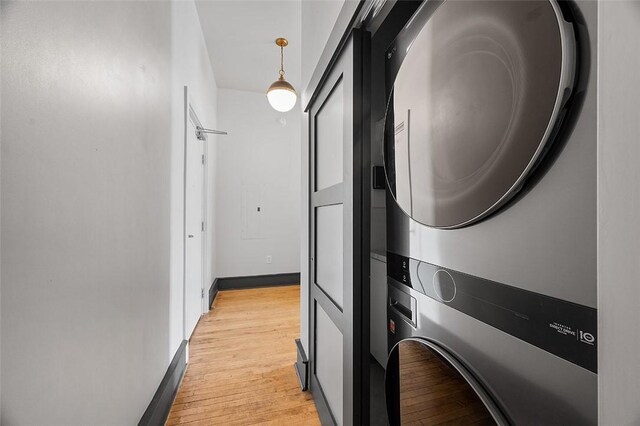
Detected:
left=182, top=86, right=208, bottom=341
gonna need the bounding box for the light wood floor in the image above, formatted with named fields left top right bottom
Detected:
left=166, top=285, right=320, bottom=426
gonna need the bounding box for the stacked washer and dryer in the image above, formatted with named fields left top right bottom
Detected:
left=381, top=0, right=597, bottom=424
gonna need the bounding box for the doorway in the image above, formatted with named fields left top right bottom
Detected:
left=184, top=88, right=208, bottom=340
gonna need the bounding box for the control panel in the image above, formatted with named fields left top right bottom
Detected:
left=387, top=251, right=598, bottom=373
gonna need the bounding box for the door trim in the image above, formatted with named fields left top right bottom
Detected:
left=189, top=104, right=209, bottom=316
left=182, top=86, right=208, bottom=340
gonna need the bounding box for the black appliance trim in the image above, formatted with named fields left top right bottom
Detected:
left=387, top=252, right=598, bottom=373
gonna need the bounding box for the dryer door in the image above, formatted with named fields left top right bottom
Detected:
left=383, top=0, right=577, bottom=228
left=385, top=339, right=508, bottom=425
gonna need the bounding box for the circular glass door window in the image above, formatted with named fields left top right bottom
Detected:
left=385, top=339, right=508, bottom=425
left=384, top=0, right=577, bottom=228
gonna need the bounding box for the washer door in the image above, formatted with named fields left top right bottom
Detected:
left=385, top=339, right=508, bottom=425
left=384, top=0, right=577, bottom=228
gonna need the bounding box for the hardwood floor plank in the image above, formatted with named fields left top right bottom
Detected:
left=166, top=285, right=319, bottom=425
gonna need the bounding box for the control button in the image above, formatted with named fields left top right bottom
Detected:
left=401, top=258, right=409, bottom=271
left=401, top=273, right=408, bottom=284
left=433, top=269, right=456, bottom=303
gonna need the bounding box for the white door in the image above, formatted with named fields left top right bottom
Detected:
left=184, top=104, right=206, bottom=340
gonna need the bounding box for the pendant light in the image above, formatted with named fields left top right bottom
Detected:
left=267, top=38, right=297, bottom=112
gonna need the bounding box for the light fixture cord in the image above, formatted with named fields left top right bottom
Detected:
left=279, top=45, right=285, bottom=78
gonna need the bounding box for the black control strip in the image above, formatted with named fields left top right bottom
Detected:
left=387, top=252, right=597, bottom=373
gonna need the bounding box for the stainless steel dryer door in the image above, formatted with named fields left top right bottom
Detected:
left=384, top=0, right=577, bottom=228
left=385, top=339, right=509, bottom=425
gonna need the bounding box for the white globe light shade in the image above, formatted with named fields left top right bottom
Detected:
left=267, top=78, right=297, bottom=112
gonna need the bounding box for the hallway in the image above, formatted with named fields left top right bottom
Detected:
left=166, top=286, right=319, bottom=425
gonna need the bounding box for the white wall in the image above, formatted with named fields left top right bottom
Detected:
left=170, top=0, right=219, bottom=357
left=300, top=0, right=345, bottom=353
left=0, top=0, right=3, bottom=410
left=597, top=2, right=640, bottom=424
left=0, top=1, right=218, bottom=424
left=1, top=2, right=171, bottom=424
left=215, top=89, right=300, bottom=278
left=0, top=0, right=3, bottom=409
left=301, top=0, right=346, bottom=92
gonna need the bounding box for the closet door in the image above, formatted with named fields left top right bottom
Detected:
left=308, top=31, right=367, bottom=426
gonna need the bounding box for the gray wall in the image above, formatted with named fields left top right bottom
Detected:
left=1, top=2, right=179, bottom=424
left=598, top=1, right=640, bottom=424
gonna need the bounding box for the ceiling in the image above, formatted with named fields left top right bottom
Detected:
left=196, top=0, right=302, bottom=94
